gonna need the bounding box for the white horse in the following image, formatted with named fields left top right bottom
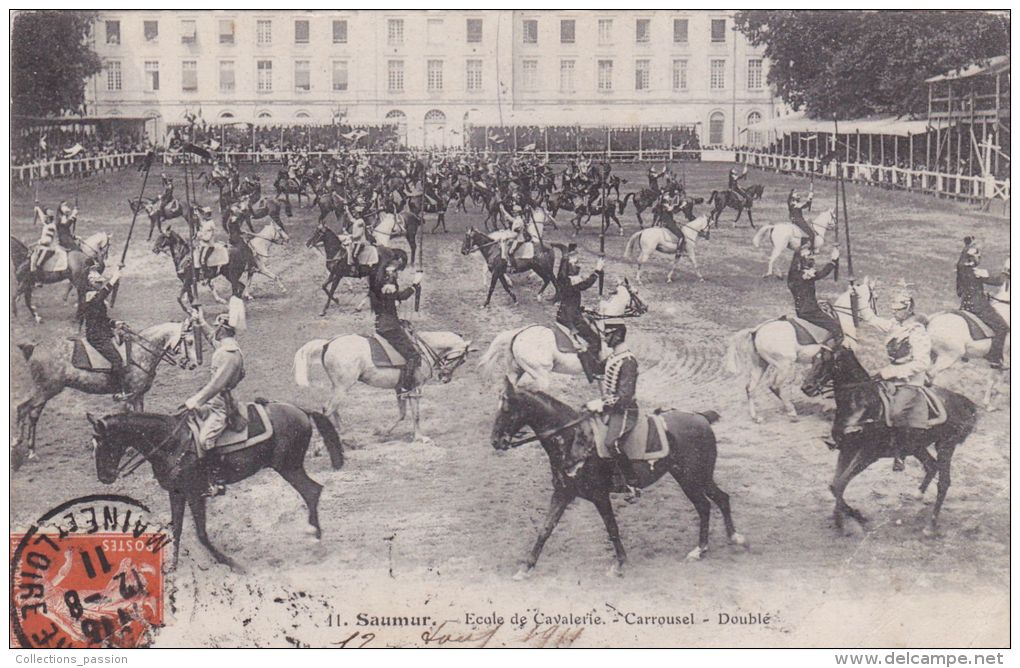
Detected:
left=242, top=219, right=290, bottom=296
left=477, top=281, right=646, bottom=389
left=723, top=279, right=876, bottom=422
left=293, top=331, right=476, bottom=444
left=926, top=280, right=1010, bottom=411
left=622, top=214, right=712, bottom=284
left=751, top=209, right=836, bottom=278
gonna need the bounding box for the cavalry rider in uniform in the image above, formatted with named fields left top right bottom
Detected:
left=369, top=260, right=424, bottom=398
left=55, top=201, right=79, bottom=251
left=181, top=303, right=246, bottom=497
left=658, top=189, right=688, bottom=258
left=956, top=238, right=1010, bottom=369
left=584, top=309, right=641, bottom=496
left=556, top=245, right=605, bottom=383
left=345, top=200, right=372, bottom=266
left=861, top=287, right=933, bottom=472
left=159, top=173, right=176, bottom=218
left=196, top=206, right=218, bottom=269
left=79, top=265, right=126, bottom=398
left=30, top=204, right=59, bottom=277
left=787, top=185, right=816, bottom=246
left=647, top=165, right=666, bottom=193
left=728, top=164, right=750, bottom=206
left=788, top=241, right=843, bottom=344
left=499, top=203, right=531, bottom=269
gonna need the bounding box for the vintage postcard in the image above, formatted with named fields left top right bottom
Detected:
left=9, top=8, right=1010, bottom=650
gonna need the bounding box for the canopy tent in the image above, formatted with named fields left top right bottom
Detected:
left=925, top=55, right=1010, bottom=83
left=754, top=112, right=935, bottom=137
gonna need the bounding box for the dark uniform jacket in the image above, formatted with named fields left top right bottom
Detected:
left=601, top=351, right=638, bottom=412
left=787, top=255, right=836, bottom=313
left=81, top=284, right=116, bottom=340
left=555, top=271, right=599, bottom=325
left=956, top=264, right=1004, bottom=311
left=369, top=272, right=415, bottom=331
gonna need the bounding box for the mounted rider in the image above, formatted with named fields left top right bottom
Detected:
left=647, top=165, right=666, bottom=193
left=78, top=265, right=126, bottom=398
left=657, top=189, right=688, bottom=258
left=345, top=199, right=373, bottom=266
left=499, top=203, right=531, bottom=269
left=787, top=185, right=816, bottom=245
left=368, top=259, right=424, bottom=398
left=728, top=164, right=750, bottom=206
left=29, top=204, right=59, bottom=276
left=556, top=245, right=605, bottom=383
left=583, top=299, right=640, bottom=496
left=788, top=242, right=843, bottom=343
left=55, top=200, right=80, bottom=251
left=860, top=287, right=932, bottom=472
left=196, top=205, right=218, bottom=268
left=956, top=237, right=1009, bottom=369
left=180, top=300, right=247, bottom=497
left=159, top=173, right=176, bottom=217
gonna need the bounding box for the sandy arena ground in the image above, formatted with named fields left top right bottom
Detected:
left=10, top=161, right=1009, bottom=647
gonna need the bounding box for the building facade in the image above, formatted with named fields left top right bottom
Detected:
left=88, top=10, right=776, bottom=148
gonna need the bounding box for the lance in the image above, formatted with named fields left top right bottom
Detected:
left=414, top=218, right=423, bottom=311
left=834, top=116, right=857, bottom=322
left=110, top=151, right=155, bottom=306
left=599, top=174, right=607, bottom=295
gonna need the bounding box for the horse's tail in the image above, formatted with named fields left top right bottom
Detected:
left=752, top=224, right=774, bottom=249
left=619, top=192, right=633, bottom=213
left=293, top=339, right=329, bottom=387
left=17, top=343, right=35, bottom=360
left=478, top=327, right=526, bottom=378
left=723, top=328, right=759, bottom=378
left=697, top=410, right=721, bottom=425
left=707, top=191, right=717, bottom=205
left=623, top=230, right=643, bottom=259
left=306, top=410, right=344, bottom=470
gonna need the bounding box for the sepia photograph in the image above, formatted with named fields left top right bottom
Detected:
left=8, top=7, right=1011, bottom=653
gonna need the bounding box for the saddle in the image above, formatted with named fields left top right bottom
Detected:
left=953, top=310, right=996, bottom=340
left=875, top=384, right=948, bottom=429
left=70, top=336, right=130, bottom=372
left=187, top=402, right=273, bottom=455
left=776, top=313, right=834, bottom=346
left=363, top=330, right=420, bottom=368
left=590, top=411, right=669, bottom=462
left=350, top=244, right=379, bottom=267
left=32, top=247, right=69, bottom=272
left=552, top=322, right=587, bottom=353
left=193, top=243, right=230, bottom=269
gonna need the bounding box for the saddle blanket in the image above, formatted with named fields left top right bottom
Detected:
left=32, top=247, right=69, bottom=272
left=876, top=384, right=947, bottom=429
left=591, top=411, right=669, bottom=462
left=776, top=315, right=833, bottom=345
left=953, top=310, right=996, bottom=340
left=365, top=333, right=409, bottom=368
left=352, top=244, right=379, bottom=266
left=552, top=322, right=586, bottom=353
left=188, top=402, right=273, bottom=455
left=70, top=337, right=130, bottom=372
left=150, top=200, right=181, bottom=217
left=194, top=243, right=230, bottom=268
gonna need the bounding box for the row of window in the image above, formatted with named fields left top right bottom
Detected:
left=106, top=59, right=489, bottom=94
left=105, top=17, right=485, bottom=47
left=523, top=17, right=726, bottom=45
left=521, top=58, right=763, bottom=93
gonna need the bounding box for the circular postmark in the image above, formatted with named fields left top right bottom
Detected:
left=10, top=494, right=173, bottom=648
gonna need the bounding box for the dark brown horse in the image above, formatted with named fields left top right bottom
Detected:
left=460, top=228, right=561, bottom=307
left=306, top=223, right=408, bottom=316
left=801, top=346, right=978, bottom=535
left=89, top=402, right=344, bottom=572
left=490, top=381, right=747, bottom=578
left=152, top=228, right=252, bottom=306
left=707, top=184, right=764, bottom=228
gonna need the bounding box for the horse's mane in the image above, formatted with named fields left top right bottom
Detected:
left=514, top=388, right=579, bottom=419
left=835, top=346, right=871, bottom=382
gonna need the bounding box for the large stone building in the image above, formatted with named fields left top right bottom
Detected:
left=88, top=10, right=776, bottom=147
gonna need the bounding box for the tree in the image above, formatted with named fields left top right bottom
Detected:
left=11, top=11, right=103, bottom=118
left=735, top=11, right=1010, bottom=118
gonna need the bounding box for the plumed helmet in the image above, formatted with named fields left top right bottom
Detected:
left=888, top=286, right=914, bottom=312
left=959, top=236, right=980, bottom=265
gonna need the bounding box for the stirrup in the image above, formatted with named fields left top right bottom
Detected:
left=202, top=482, right=226, bottom=498
left=892, top=457, right=905, bottom=473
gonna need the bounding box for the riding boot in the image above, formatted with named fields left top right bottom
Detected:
left=202, top=451, right=227, bottom=498
left=396, top=363, right=417, bottom=398
left=110, top=366, right=128, bottom=401
left=578, top=350, right=600, bottom=383
left=988, top=333, right=1007, bottom=369
left=611, top=448, right=641, bottom=499
left=891, top=427, right=925, bottom=473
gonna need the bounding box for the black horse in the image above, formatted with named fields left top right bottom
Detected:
left=801, top=346, right=978, bottom=535
left=707, top=184, right=764, bottom=228
left=460, top=228, right=562, bottom=307
left=490, top=381, right=746, bottom=578
left=619, top=189, right=661, bottom=227
left=307, top=223, right=408, bottom=316
left=88, top=403, right=343, bottom=572
left=152, top=228, right=252, bottom=306
left=129, top=196, right=193, bottom=241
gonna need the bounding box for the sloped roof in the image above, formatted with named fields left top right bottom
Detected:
left=925, top=55, right=1010, bottom=83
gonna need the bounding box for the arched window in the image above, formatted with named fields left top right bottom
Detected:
left=257, top=111, right=272, bottom=119
left=295, top=110, right=311, bottom=119
left=746, top=111, right=763, bottom=146
left=425, top=109, right=446, bottom=123
left=218, top=111, right=235, bottom=120
left=386, top=109, right=407, bottom=145
left=424, top=110, right=447, bottom=148
left=709, top=111, right=725, bottom=146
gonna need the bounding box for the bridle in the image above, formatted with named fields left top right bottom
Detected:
left=496, top=405, right=591, bottom=450
left=99, top=413, right=191, bottom=479
left=416, top=336, right=472, bottom=381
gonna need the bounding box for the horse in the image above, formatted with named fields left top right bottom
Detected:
left=11, top=232, right=112, bottom=324
left=707, top=184, right=764, bottom=228
left=306, top=223, right=408, bottom=316
left=129, top=196, right=192, bottom=240
left=619, top=189, right=661, bottom=227
left=800, top=345, right=978, bottom=536
left=622, top=212, right=712, bottom=284
left=240, top=217, right=291, bottom=296
left=751, top=209, right=836, bottom=278
left=273, top=172, right=307, bottom=215
left=460, top=227, right=561, bottom=307
left=723, top=279, right=877, bottom=422
left=567, top=199, right=623, bottom=236
left=365, top=210, right=421, bottom=264
left=88, top=403, right=344, bottom=572
left=11, top=319, right=198, bottom=470
left=926, top=280, right=1010, bottom=411
left=293, top=331, right=476, bottom=445
left=478, top=281, right=648, bottom=389
left=152, top=227, right=251, bottom=306
left=490, top=381, right=746, bottom=578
